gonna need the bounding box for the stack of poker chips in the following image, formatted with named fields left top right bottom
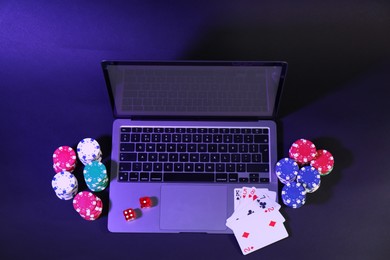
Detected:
left=77, top=138, right=102, bottom=165
left=83, top=161, right=109, bottom=192
left=51, top=171, right=78, bottom=200
left=53, top=146, right=77, bottom=173
left=276, top=138, right=335, bottom=208
left=73, top=191, right=103, bottom=221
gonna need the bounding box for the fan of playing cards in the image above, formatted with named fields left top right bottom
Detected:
left=226, top=187, right=289, bottom=255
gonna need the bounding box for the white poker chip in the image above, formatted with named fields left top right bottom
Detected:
left=77, top=138, right=102, bottom=165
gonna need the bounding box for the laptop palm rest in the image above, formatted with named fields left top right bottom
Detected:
left=160, top=185, right=228, bottom=231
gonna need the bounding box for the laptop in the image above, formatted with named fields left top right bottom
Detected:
left=101, top=60, right=287, bottom=233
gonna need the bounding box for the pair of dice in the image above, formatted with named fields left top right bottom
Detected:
left=123, top=196, right=152, bottom=221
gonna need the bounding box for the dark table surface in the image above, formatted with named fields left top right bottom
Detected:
left=2, top=1, right=390, bottom=259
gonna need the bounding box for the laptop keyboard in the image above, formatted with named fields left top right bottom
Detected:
left=117, top=127, right=270, bottom=183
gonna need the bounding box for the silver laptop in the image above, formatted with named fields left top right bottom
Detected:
left=101, top=61, right=287, bottom=233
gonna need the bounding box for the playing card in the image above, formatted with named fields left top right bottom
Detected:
left=233, top=187, right=269, bottom=211
left=229, top=211, right=289, bottom=255
left=226, top=195, right=283, bottom=228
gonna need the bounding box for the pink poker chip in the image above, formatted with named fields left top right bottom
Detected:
left=53, top=146, right=77, bottom=171
left=73, top=191, right=99, bottom=215
left=310, top=149, right=334, bottom=175
left=289, top=139, right=317, bottom=165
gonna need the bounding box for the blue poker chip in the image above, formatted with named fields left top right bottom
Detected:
left=275, top=158, right=299, bottom=184
left=281, top=182, right=306, bottom=208
left=297, top=166, right=321, bottom=193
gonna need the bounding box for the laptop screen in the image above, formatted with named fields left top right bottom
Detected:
left=102, top=61, right=287, bottom=118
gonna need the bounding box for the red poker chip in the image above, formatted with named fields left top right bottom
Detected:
left=73, top=191, right=99, bottom=216
left=310, top=149, right=334, bottom=175
left=289, top=139, right=317, bottom=165
left=53, top=146, right=77, bottom=169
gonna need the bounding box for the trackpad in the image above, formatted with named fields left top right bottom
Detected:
left=160, top=185, right=227, bottom=231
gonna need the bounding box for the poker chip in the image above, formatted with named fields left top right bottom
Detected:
left=296, top=166, right=321, bottom=193
left=77, top=138, right=102, bottom=165
left=289, top=139, right=317, bottom=165
left=310, top=149, right=334, bottom=176
left=73, top=191, right=103, bottom=221
left=51, top=171, right=78, bottom=200
left=53, top=146, right=77, bottom=173
left=275, top=158, right=299, bottom=184
left=83, top=161, right=109, bottom=192
left=281, top=182, right=306, bottom=208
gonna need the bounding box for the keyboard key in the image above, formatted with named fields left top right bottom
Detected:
left=177, top=144, right=186, bottom=152
left=179, top=153, right=189, bottom=162
left=146, top=144, right=156, bottom=152
left=120, top=143, right=134, bottom=152
left=132, top=163, right=142, bottom=171
left=216, top=163, right=225, bottom=172
left=187, top=144, right=196, bottom=152
left=244, top=135, right=253, bottom=143
left=239, top=177, right=249, bottom=183
left=162, top=134, right=171, bottom=142
left=247, top=164, right=269, bottom=172
left=210, top=154, right=220, bottom=162
left=208, top=144, right=217, bottom=152
left=142, top=163, right=152, bottom=171
left=218, top=144, right=228, bottom=153
left=141, top=134, right=151, bottom=142
left=228, top=173, right=238, bottom=182
left=119, top=163, right=131, bottom=171
left=226, top=163, right=235, bottom=172
left=229, top=144, right=238, bottom=153
left=203, top=134, right=212, bottom=143
left=118, top=172, right=129, bottom=182
left=159, top=153, right=168, bottom=161
left=120, top=153, right=137, bottom=161
left=183, top=134, right=192, bottom=142
left=153, top=163, right=163, bottom=171
left=221, top=154, right=230, bottom=162
left=150, top=172, right=162, bottom=182
left=174, top=163, right=184, bottom=171
left=198, top=144, right=207, bottom=152
left=138, top=153, right=147, bottom=161
left=254, top=135, right=269, bottom=143
left=140, top=172, right=149, bottom=181
left=200, top=154, right=209, bottom=162
left=249, top=173, right=259, bottom=183
left=260, top=177, right=270, bottom=183
left=136, top=143, right=145, bottom=152
left=169, top=153, right=178, bottom=162
left=120, top=134, right=130, bottom=142
left=152, top=134, right=161, bottom=142
left=172, top=134, right=181, bottom=142
left=234, top=135, right=243, bottom=143
left=163, top=173, right=214, bottom=182
left=195, top=163, right=204, bottom=172
left=184, top=163, right=194, bottom=172
left=143, top=128, right=153, bottom=133
left=129, top=172, right=139, bottom=182
left=216, top=173, right=227, bottom=182
left=121, top=127, right=131, bottom=132
left=190, top=153, right=199, bottom=162
left=156, top=144, right=166, bottom=152
left=167, top=144, right=176, bottom=152
left=237, top=163, right=246, bottom=172
left=164, top=163, right=173, bottom=171
left=131, top=134, right=140, bottom=142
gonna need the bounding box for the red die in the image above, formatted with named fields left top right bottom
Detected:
left=123, top=208, right=136, bottom=221
left=139, top=197, right=152, bottom=208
